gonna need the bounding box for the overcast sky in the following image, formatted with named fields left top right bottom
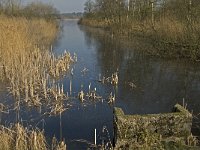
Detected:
left=22, top=0, right=86, bottom=13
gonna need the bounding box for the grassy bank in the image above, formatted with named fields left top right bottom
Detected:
left=80, top=16, right=200, bottom=61
left=80, top=0, right=200, bottom=61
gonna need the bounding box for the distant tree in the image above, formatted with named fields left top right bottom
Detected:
left=23, top=2, right=59, bottom=19
left=84, top=0, right=95, bottom=13
left=0, top=0, right=21, bottom=15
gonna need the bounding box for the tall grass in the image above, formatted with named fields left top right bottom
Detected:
left=0, top=14, right=74, bottom=149
left=0, top=15, right=75, bottom=110
left=0, top=15, right=57, bottom=81
left=0, top=123, right=66, bottom=150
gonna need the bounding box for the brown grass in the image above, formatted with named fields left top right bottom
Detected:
left=80, top=16, right=200, bottom=60
left=0, top=15, right=75, bottom=110
left=79, top=18, right=110, bottom=28
left=0, top=14, right=72, bottom=150
left=0, top=123, right=66, bottom=150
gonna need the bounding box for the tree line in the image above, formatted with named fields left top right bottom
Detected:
left=0, top=0, right=59, bottom=19
left=84, top=0, right=200, bottom=24
left=82, top=0, right=200, bottom=60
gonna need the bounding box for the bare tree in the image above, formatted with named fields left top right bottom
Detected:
left=84, top=0, right=95, bottom=13
left=23, top=2, right=58, bottom=19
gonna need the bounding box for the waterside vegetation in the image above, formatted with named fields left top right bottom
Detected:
left=0, top=1, right=74, bottom=149
left=80, top=0, right=200, bottom=61
left=0, top=0, right=200, bottom=149
left=0, top=0, right=58, bottom=19
left=0, top=123, right=67, bottom=150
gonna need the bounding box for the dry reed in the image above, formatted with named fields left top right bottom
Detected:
left=0, top=15, right=75, bottom=114
left=0, top=14, right=73, bottom=150
left=0, top=123, right=66, bottom=150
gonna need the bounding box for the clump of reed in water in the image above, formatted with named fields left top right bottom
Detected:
left=47, top=83, right=70, bottom=116
left=78, top=83, right=103, bottom=103
left=0, top=123, right=66, bottom=150
left=49, top=51, right=77, bottom=78
left=52, top=136, right=67, bottom=150
left=6, top=48, right=75, bottom=108
left=98, top=72, right=119, bottom=85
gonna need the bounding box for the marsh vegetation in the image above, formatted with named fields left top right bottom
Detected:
left=0, top=1, right=75, bottom=149
left=0, top=2, right=116, bottom=148
left=1, top=0, right=200, bottom=149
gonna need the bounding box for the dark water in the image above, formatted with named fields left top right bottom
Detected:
left=53, top=19, right=200, bottom=146
left=1, top=19, right=200, bottom=149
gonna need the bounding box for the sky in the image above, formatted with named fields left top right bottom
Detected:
left=22, top=0, right=87, bottom=13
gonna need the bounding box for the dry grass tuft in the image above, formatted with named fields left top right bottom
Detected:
left=0, top=123, right=46, bottom=150
left=0, top=123, right=66, bottom=150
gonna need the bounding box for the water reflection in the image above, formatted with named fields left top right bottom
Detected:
left=80, top=25, right=200, bottom=114
left=80, top=24, right=200, bottom=137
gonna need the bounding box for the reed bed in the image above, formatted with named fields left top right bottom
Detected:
left=0, top=15, right=76, bottom=114
left=0, top=15, right=74, bottom=149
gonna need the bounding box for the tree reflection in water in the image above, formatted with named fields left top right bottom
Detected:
left=80, top=25, right=200, bottom=136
